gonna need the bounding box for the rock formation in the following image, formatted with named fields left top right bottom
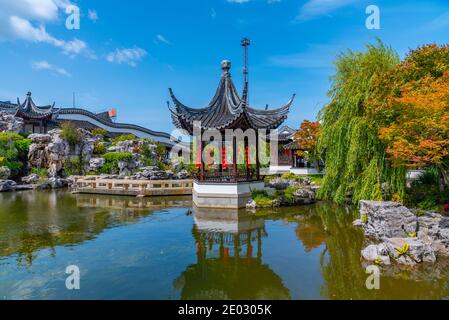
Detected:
left=355, top=201, right=449, bottom=266
left=0, top=112, right=24, bottom=133
left=28, top=129, right=96, bottom=177
left=0, top=166, right=11, bottom=180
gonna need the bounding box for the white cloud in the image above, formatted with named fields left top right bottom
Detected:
left=106, top=47, right=147, bottom=67
left=296, top=0, right=357, bottom=22
left=211, top=8, right=217, bottom=19
left=155, top=34, right=172, bottom=45
left=7, top=15, right=90, bottom=57
left=0, top=0, right=61, bottom=21
left=0, top=0, right=93, bottom=57
left=87, top=9, right=98, bottom=22
left=32, top=60, right=72, bottom=77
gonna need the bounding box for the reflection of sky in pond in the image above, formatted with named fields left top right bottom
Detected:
left=1, top=191, right=449, bottom=300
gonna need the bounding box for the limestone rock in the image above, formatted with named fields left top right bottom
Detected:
left=266, top=178, right=290, bottom=190
left=89, top=158, right=105, bottom=171
left=0, top=180, right=17, bottom=192
left=0, top=112, right=24, bottom=133
left=15, top=184, right=33, bottom=191
left=29, top=134, right=52, bottom=144
left=357, top=201, right=446, bottom=266
left=361, top=244, right=391, bottom=265
left=48, top=177, right=70, bottom=189
left=21, top=174, right=40, bottom=184
left=134, top=167, right=174, bottom=180
left=175, top=170, right=189, bottom=180
left=246, top=199, right=257, bottom=209
left=28, top=128, right=96, bottom=177
left=360, top=201, right=417, bottom=239
left=293, top=188, right=316, bottom=205
left=0, top=166, right=11, bottom=180
left=266, top=177, right=315, bottom=190
left=386, top=238, right=437, bottom=264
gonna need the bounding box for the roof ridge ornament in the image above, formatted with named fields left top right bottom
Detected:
left=221, top=60, right=231, bottom=76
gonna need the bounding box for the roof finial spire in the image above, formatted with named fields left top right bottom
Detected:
left=221, top=60, right=231, bottom=75
left=241, top=38, right=250, bottom=105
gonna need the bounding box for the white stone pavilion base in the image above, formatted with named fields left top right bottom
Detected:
left=193, top=181, right=265, bottom=209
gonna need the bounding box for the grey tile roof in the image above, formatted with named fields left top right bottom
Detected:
left=14, top=92, right=58, bottom=120
left=168, top=61, right=294, bottom=133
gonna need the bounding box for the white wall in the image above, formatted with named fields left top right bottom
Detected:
left=58, top=113, right=173, bottom=145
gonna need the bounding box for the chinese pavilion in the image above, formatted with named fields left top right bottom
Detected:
left=2, top=91, right=59, bottom=133
left=168, top=40, right=295, bottom=208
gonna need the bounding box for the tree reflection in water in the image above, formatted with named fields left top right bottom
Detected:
left=2, top=190, right=449, bottom=299
left=0, top=191, right=191, bottom=267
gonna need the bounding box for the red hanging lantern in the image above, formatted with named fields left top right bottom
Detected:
left=222, top=146, right=227, bottom=169
left=195, top=143, right=202, bottom=168
left=245, top=146, right=250, bottom=168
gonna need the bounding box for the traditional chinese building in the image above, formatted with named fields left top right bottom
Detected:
left=168, top=41, right=295, bottom=208
left=0, top=92, right=174, bottom=146
left=271, top=125, right=321, bottom=175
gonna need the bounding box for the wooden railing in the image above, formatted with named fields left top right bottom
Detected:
left=193, top=169, right=260, bottom=183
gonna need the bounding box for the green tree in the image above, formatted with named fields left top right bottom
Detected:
left=60, top=122, right=81, bottom=146
left=318, top=41, right=406, bottom=205
left=0, top=133, right=31, bottom=178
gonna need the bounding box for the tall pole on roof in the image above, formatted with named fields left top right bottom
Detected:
left=241, top=37, right=250, bottom=106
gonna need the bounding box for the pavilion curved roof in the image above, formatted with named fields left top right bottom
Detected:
left=168, top=60, right=294, bottom=133
left=14, top=92, right=59, bottom=120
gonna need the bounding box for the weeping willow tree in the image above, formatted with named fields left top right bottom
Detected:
left=318, top=41, right=406, bottom=205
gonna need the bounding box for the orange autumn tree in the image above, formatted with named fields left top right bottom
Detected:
left=372, top=44, right=449, bottom=191
left=293, top=120, right=321, bottom=166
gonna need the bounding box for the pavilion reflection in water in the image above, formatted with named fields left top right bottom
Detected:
left=173, top=208, right=290, bottom=300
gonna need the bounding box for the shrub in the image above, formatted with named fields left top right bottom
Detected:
left=283, top=187, right=300, bottom=205
left=307, top=174, right=323, bottom=186
left=413, top=167, right=439, bottom=187
left=93, top=142, right=107, bottom=155
left=264, top=175, right=276, bottom=184
left=112, top=134, right=136, bottom=144
left=31, top=167, right=48, bottom=178
left=250, top=189, right=278, bottom=208
left=60, top=122, right=81, bottom=146
left=91, top=128, right=107, bottom=137
left=0, top=132, right=24, bottom=142
left=63, top=157, right=85, bottom=176
left=141, top=143, right=156, bottom=166
left=0, top=134, right=31, bottom=178
left=157, top=161, right=171, bottom=171
left=406, top=166, right=449, bottom=213
left=100, top=152, right=133, bottom=174
left=155, top=143, right=167, bottom=161
left=281, top=172, right=299, bottom=181
left=417, top=197, right=439, bottom=211
left=15, top=139, right=31, bottom=158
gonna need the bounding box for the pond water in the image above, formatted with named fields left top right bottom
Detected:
left=0, top=190, right=448, bottom=300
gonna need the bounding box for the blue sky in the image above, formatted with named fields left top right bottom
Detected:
left=0, top=0, right=448, bottom=133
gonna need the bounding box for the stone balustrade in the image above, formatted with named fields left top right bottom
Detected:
left=72, top=176, right=193, bottom=197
